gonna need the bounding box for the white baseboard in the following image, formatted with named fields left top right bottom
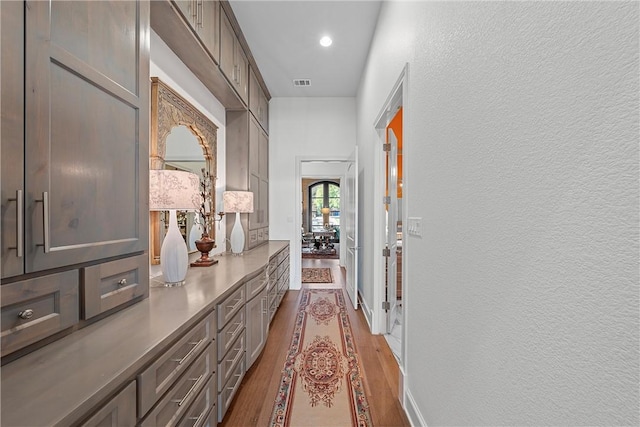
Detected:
left=404, top=386, right=428, bottom=427
left=359, top=292, right=374, bottom=332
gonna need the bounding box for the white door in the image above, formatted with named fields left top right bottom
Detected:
left=386, top=129, right=399, bottom=332
left=345, top=148, right=359, bottom=309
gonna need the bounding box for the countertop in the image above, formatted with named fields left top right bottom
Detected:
left=0, top=241, right=289, bottom=427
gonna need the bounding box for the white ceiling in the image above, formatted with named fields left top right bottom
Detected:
left=228, top=0, right=382, bottom=98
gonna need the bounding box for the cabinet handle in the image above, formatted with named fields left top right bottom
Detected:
left=227, top=321, right=243, bottom=340
left=192, top=409, right=208, bottom=427
left=177, top=374, right=204, bottom=407
left=35, top=192, right=50, bottom=253
left=8, top=190, right=23, bottom=257
left=197, top=0, right=203, bottom=27
left=191, top=0, right=197, bottom=19
left=18, top=309, right=34, bottom=320
left=118, top=278, right=127, bottom=287
left=227, top=296, right=243, bottom=314
left=172, top=338, right=204, bottom=365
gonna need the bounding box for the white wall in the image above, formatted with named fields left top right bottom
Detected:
left=149, top=29, right=228, bottom=260
left=269, top=97, right=356, bottom=288
left=357, top=1, right=638, bottom=425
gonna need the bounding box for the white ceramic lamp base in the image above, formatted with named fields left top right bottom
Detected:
left=230, top=212, right=245, bottom=255
left=160, top=210, right=189, bottom=286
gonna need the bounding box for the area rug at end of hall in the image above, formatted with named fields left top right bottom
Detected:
left=269, top=289, right=372, bottom=427
left=301, top=267, right=333, bottom=283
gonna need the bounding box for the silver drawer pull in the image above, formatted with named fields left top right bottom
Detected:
left=226, top=322, right=243, bottom=340
left=227, top=296, right=243, bottom=312
left=171, top=339, right=204, bottom=365
left=177, top=374, right=204, bottom=407
left=18, top=309, right=34, bottom=320
left=192, top=410, right=208, bottom=427
left=118, top=278, right=127, bottom=287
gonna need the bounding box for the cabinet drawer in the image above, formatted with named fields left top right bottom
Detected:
left=141, top=343, right=215, bottom=427
left=268, top=285, right=277, bottom=307
left=217, top=330, right=245, bottom=392
left=278, top=248, right=289, bottom=264
left=217, top=286, right=245, bottom=329
left=248, top=229, right=258, bottom=246
left=268, top=256, right=278, bottom=275
left=217, top=357, right=245, bottom=422
left=217, top=310, right=245, bottom=362
left=138, top=312, right=215, bottom=416
left=177, top=372, right=216, bottom=427
left=81, top=253, right=149, bottom=320
left=1, top=270, right=79, bottom=357
left=80, top=381, right=136, bottom=427
left=245, top=270, right=267, bottom=301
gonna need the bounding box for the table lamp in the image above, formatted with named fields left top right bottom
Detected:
left=150, top=170, right=201, bottom=286
left=223, top=191, right=254, bottom=255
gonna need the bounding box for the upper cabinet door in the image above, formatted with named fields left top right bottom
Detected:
left=174, top=0, right=219, bottom=64
left=219, top=10, right=236, bottom=86
left=249, top=67, right=269, bottom=134
left=197, top=0, right=220, bottom=63
left=1, top=1, right=25, bottom=278
left=24, top=0, right=150, bottom=273
left=219, top=8, right=248, bottom=105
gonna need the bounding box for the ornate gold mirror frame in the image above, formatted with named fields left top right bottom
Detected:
left=150, top=77, right=218, bottom=265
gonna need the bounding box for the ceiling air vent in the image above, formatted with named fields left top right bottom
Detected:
left=293, top=79, right=311, bottom=87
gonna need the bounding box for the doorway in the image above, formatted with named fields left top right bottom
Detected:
left=296, top=158, right=359, bottom=309
left=374, top=66, right=407, bottom=363
left=301, top=179, right=340, bottom=260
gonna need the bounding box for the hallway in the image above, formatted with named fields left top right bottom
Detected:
left=220, top=258, right=409, bottom=426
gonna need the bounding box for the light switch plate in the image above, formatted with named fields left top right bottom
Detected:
left=407, top=217, right=422, bottom=237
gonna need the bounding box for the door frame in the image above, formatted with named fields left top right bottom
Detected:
left=372, top=64, right=409, bottom=368
left=294, top=155, right=352, bottom=290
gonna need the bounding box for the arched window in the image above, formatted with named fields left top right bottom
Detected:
left=309, top=181, right=340, bottom=232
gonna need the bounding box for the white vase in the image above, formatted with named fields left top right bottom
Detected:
left=230, top=212, right=245, bottom=254
left=160, top=210, right=189, bottom=286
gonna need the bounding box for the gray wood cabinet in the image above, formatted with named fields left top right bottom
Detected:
left=24, top=0, right=149, bottom=273
left=245, top=270, right=268, bottom=369
left=249, top=67, right=269, bottom=133
left=0, top=270, right=79, bottom=357
left=220, top=7, right=248, bottom=104
left=0, top=0, right=150, bottom=359
left=216, top=284, right=247, bottom=422
left=227, top=111, right=269, bottom=251
left=79, top=381, right=137, bottom=427
left=0, top=241, right=289, bottom=427
left=0, top=1, right=25, bottom=279
left=81, top=253, right=149, bottom=320
left=268, top=246, right=290, bottom=322
left=173, top=0, right=219, bottom=63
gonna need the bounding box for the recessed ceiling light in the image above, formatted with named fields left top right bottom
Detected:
left=319, top=36, right=332, bottom=47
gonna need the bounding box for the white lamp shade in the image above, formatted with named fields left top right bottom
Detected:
left=223, top=191, right=254, bottom=213
left=150, top=170, right=201, bottom=211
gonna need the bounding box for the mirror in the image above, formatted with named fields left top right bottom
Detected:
left=150, top=77, right=218, bottom=265
left=164, top=125, right=207, bottom=252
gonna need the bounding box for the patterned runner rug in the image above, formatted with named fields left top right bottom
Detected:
left=270, top=289, right=372, bottom=426
left=301, top=267, right=333, bottom=283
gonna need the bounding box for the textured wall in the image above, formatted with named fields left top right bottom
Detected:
left=357, top=1, right=639, bottom=425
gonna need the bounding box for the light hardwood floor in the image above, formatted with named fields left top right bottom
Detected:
left=220, top=258, right=410, bottom=426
